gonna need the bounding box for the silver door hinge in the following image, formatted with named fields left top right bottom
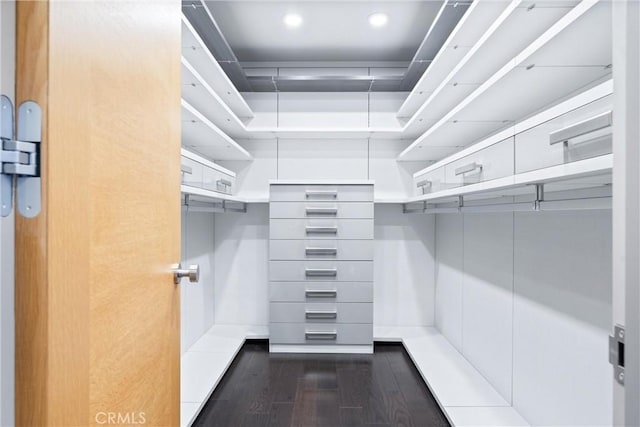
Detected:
left=0, top=95, right=42, bottom=218
left=609, top=324, right=625, bottom=386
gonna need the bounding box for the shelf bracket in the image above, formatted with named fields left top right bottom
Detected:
left=534, top=184, right=545, bottom=211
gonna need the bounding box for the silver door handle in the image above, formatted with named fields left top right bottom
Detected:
left=172, top=263, right=199, bottom=284
left=306, top=310, right=338, bottom=319
left=181, top=165, right=193, bottom=174
left=305, top=290, right=337, bottom=298
left=305, top=268, right=337, bottom=277
left=306, top=226, right=338, bottom=234
left=416, top=179, right=432, bottom=189
left=217, top=179, right=232, bottom=187
left=305, top=331, right=337, bottom=340
left=549, top=111, right=612, bottom=146
left=455, top=162, right=483, bottom=176
left=305, top=247, right=338, bottom=256
left=306, top=207, right=338, bottom=216
left=306, top=190, right=337, bottom=199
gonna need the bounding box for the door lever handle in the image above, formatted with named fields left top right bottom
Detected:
left=173, top=263, right=199, bottom=284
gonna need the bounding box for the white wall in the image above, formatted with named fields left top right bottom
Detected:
left=435, top=210, right=613, bottom=426
left=0, top=2, right=15, bottom=425
left=374, top=204, right=435, bottom=327
left=181, top=210, right=216, bottom=354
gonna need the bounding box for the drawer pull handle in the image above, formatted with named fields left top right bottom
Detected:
left=305, top=268, right=337, bottom=277
left=416, top=179, right=432, bottom=189
left=217, top=179, right=232, bottom=187
left=455, top=162, right=483, bottom=176
left=181, top=165, right=193, bottom=175
left=305, top=247, right=338, bottom=256
left=306, top=226, right=338, bottom=235
left=306, top=190, right=338, bottom=199
left=305, top=310, right=337, bottom=319
left=306, top=207, right=338, bottom=216
left=305, top=331, right=337, bottom=340
left=549, top=111, right=612, bottom=146
left=305, top=290, right=337, bottom=298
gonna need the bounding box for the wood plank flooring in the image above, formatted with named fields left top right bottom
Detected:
left=193, top=341, right=450, bottom=427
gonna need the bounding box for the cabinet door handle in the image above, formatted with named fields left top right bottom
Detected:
left=305, top=247, right=338, bottom=256
left=549, top=111, right=612, bottom=146
left=181, top=165, right=193, bottom=174
left=305, top=310, right=337, bottom=319
left=306, top=207, right=338, bottom=216
left=217, top=179, right=232, bottom=187
left=305, top=331, right=337, bottom=340
left=455, top=162, right=483, bottom=176
left=306, top=190, right=338, bottom=199
left=306, top=226, right=338, bottom=235
left=305, top=268, right=337, bottom=277
left=416, top=179, right=432, bottom=189
left=305, top=290, right=337, bottom=298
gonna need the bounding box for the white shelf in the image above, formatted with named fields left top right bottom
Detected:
left=374, top=326, right=530, bottom=426
left=181, top=15, right=254, bottom=121
left=402, top=0, right=580, bottom=135
left=181, top=57, right=248, bottom=139
left=181, top=185, right=269, bottom=205
left=398, top=0, right=512, bottom=119
left=399, top=0, right=611, bottom=161
left=181, top=99, right=252, bottom=161
left=180, top=324, right=268, bottom=427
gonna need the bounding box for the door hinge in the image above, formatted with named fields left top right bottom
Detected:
left=0, top=95, right=42, bottom=218
left=609, top=324, right=625, bottom=386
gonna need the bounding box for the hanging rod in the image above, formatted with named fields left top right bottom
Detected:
left=403, top=184, right=612, bottom=214
left=182, top=193, right=247, bottom=214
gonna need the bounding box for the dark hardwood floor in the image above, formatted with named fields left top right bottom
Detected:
left=193, top=341, right=450, bottom=427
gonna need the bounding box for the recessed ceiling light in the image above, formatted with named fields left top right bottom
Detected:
left=369, top=12, right=388, bottom=28
left=284, top=13, right=303, bottom=28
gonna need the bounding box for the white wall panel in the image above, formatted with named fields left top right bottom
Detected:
left=369, top=92, right=407, bottom=128
left=374, top=205, right=435, bottom=327
left=219, top=139, right=277, bottom=199
left=434, top=214, right=464, bottom=352
left=368, top=139, right=425, bottom=200
left=214, top=204, right=269, bottom=327
left=277, top=139, right=368, bottom=180
left=242, top=92, right=277, bottom=127
left=278, top=92, right=368, bottom=128
left=462, top=213, right=514, bottom=404
left=181, top=211, right=216, bottom=354
left=512, top=210, right=612, bottom=426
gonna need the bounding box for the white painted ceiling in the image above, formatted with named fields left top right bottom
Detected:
left=205, top=1, right=444, bottom=63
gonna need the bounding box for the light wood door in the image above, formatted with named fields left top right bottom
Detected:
left=15, top=1, right=181, bottom=425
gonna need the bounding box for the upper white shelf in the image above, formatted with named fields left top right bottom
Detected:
left=399, top=0, right=611, bottom=161
left=401, top=0, right=580, bottom=135
left=181, top=15, right=254, bottom=121
left=181, top=99, right=252, bottom=161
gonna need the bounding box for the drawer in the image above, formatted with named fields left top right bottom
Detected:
left=269, top=240, right=373, bottom=261
left=270, top=185, right=373, bottom=202
left=181, top=156, right=203, bottom=188
left=269, top=282, right=373, bottom=303
left=202, top=167, right=236, bottom=195
left=414, top=166, right=446, bottom=196
left=269, top=261, right=373, bottom=282
left=269, top=323, right=373, bottom=345
left=270, top=302, right=372, bottom=324
left=270, top=219, right=373, bottom=240
left=515, top=95, right=613, bottom=174
left=444, top=137, right=514, bottom=188
left=269, top=202, right=373, bottom=219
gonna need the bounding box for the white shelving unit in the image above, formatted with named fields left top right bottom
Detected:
left=399, top=0, right=611, bottom=161
left=181, top=99, right=252, bottom=161
left=401, top=0, right=580, bottom=136
left=181, top=15, right=254, bottom=121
